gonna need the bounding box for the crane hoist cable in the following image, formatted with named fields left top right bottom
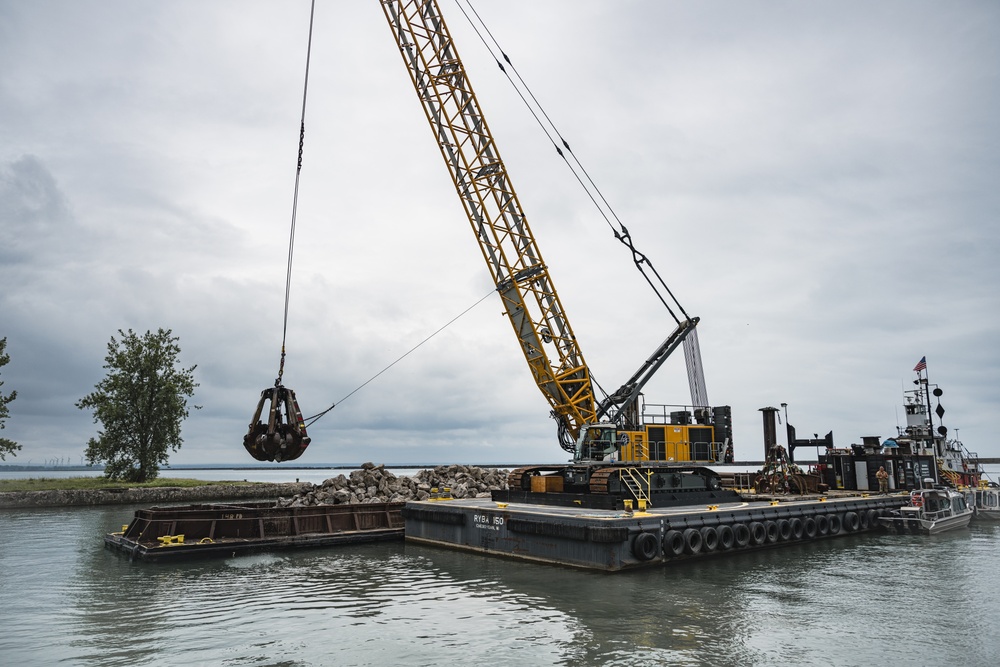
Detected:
left=243, top=0, right=317, bottom=463
left=452, top=0, right=690, bottom=326
left=453, top=0, right=710, bottom=413
left=303, top=288, right=495, bottom=427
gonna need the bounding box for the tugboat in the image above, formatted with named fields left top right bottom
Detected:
left=888, top=362, right=980, bottom=489
left=815, top=358, right=981, bottom=493
left=878, top=479, right=973, bottom=535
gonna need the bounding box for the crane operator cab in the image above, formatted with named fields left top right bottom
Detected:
left=576, top=424, right=620, bottom=462
left=243, top=383, right=312, bottom=462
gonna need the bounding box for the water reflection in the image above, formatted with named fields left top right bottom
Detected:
left=1, top=504, right=998, bottom=666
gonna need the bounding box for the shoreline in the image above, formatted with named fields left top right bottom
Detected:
left=0, top=463, right=510, bottom=508
left=0, top=482, right=311, bottom=509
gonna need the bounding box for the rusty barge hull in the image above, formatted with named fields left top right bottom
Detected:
left=104, top=501, right=404, bottom=562
left=402, top=494, right=908, bottom=572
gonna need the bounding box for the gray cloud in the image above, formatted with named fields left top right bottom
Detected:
left=1, top=0, right=997, bottom=467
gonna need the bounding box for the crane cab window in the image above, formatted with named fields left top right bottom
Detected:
left=582, top=426, right=616, bottom=459
left=584, top=427, right=616, bottom=447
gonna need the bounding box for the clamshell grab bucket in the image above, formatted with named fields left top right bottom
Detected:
left=243, top=385, right=311, bottom=462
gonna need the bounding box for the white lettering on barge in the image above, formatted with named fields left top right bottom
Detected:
left=473, top=514, right=504, bottom=531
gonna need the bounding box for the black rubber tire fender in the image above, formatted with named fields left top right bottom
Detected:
left=764, top=520, right=780, bottom=543
left=866, top=509, right=880, bottom=527
left=803, top=516, right=817, bottom=538
left=683, top=527, right=703, bottom=555
left=816, top=514, right=830, bottom=536
left=843, top=511, right=860, bottom=532
left=700, top=526, right=719, bottom=553
left=632, top=532, right=659, bottom=561
left=777, top=519, right=793, bottom=541
left=859, top=510, right=871, bottom=530
left=733, top=523, right=751, bottom=548
left=663, top=530, right=685, bottom=557
left=790, top=517, right=804, bottom=539
left=717, top=524, right=735, bottom=550
left=827, top=513, right=842, bottom=535
left=749, top=521, right=767, bottom=546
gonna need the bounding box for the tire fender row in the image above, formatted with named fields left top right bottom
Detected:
left=629, top=503, right=897, bottom=562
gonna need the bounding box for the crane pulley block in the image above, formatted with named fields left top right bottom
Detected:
left=243, top=384, right=311, bottom=462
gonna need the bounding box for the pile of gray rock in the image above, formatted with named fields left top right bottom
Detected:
left=0, top=482, right=310, bottom=509
left=275, top=462, right=510, bottom=507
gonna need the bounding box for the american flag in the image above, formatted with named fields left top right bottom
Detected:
left=913, top=356, right=927, bottom=372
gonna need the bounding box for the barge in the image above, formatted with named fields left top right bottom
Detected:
left=402, top=492, right=907, bottom=572
left=102, top=486, right=910, bottom=570
left=104, top=501, right=404, bottom=562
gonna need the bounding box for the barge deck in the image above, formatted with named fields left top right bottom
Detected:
left=103, top=492, right=910, bottom=570
left=104, top=501, right=404, bottom=562
left=402, top=492, right=908, bottom=571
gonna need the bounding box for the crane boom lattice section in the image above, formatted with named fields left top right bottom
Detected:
left=380, top=0, right=596, bottom=444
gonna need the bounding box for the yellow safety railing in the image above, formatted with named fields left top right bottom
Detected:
left=937, top=460, right=962, bottom=487
left=619, top=468, right=652, bottom=507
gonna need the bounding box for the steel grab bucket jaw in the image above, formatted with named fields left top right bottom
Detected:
left=243, top=385, right=311, bottom=462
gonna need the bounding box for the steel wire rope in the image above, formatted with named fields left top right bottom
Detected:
left=451, top=0, right=690, bottom=324
left=276, top=0, right=317, bottom=385
left=302, top=289, right=496, bottom=427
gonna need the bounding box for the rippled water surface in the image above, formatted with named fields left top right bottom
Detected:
left=0, top=504, right=997, bottom=666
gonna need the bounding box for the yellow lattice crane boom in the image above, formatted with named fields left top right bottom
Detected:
left=379, top=0, right=596, bottom=447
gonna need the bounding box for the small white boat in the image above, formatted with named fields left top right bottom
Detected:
left=969, top=483, right=1000, bottom=521
left=878, top=484, right=973, bottom=535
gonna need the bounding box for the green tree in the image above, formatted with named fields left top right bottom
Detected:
left=76, top=328, right=199, bottom=482
left=0, top=337, right=20, bottom=460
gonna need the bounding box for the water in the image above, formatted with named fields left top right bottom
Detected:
left=0, top=502, right=997, bottom=666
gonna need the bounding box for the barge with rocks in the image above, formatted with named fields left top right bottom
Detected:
left=103, top=464, right=496, bottom=562
left=105, top=501, right=404, bottom=562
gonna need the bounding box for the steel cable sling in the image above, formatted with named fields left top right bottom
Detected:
left=451, top=0, right=691, bottom=326
left=243, top=0, right=317, bottom=463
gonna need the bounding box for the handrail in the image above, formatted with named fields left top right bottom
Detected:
left=619, top=467, right=652, bottom=505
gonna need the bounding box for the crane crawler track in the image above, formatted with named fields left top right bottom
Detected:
left=589, top=468, right=616, bottom=495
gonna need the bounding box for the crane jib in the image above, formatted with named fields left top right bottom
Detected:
left=597, top=318, right=699, bottom=424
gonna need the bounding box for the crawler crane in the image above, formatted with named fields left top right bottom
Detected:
left=380, top=0, right=736, bottom=508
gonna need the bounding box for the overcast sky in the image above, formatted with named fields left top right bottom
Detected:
left=2, top=0, right=997, bottom=468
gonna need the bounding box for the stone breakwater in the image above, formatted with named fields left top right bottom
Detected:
left=0, top=464, right=511, bottom=509
left=0, top=482, right=311, bottom=509
left=276, top=462, right=510, bottom=507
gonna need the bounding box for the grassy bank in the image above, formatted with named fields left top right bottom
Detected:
left=0, top=477, right=259, bottom=493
